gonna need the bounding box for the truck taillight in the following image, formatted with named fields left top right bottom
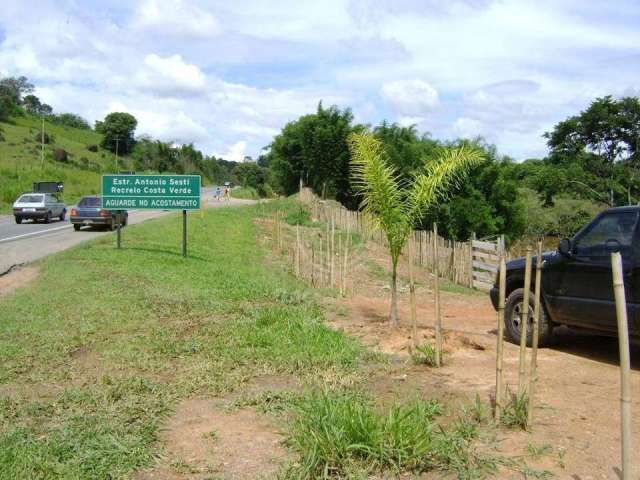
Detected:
left=99, top=209, right=111, bottom=217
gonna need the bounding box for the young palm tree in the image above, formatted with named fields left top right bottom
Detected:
left=349, top=132, right=484, bottom=327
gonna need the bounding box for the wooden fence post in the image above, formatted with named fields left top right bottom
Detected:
left=433, top=223, right=442, bottom=367
left=518, top=248, right=532, bottom=394
left=495, top=255, right=507, bottom=420
left=295, top=224, right=301, bottom=278
left=469, top=232, right=475, bottom=289
left=612, top=251, right=633, bottom=480
left=409, top=237, right=418, bottom=349
left=527, top=241, right=542, bottom=427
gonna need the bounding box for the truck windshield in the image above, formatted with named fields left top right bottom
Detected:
left=18, top=194, right=44, bottom=203
left=79, top=197, right=101, bottom=207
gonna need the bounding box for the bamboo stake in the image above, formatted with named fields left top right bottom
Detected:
left=518, top=248, right=532, bottom=394
left=338, top=233, right=343, bottom=294
left=409, top=237, right=418, bottom=349
left=495, top=255, right=507, bottom=420
left=433, top=223, right=442, bottom=367
left=330, top=214, right=335, bottom=287
left=527, top=241, right=542, bottom=427
left=342, top=227, right=350, bottom=296
left=295, top=224, right=301, bottom=278
left=469, top=233, right=475, bottom=289
left=611, top=251, right=633, bottom=480
left=311, top=241, right=316, bottom=286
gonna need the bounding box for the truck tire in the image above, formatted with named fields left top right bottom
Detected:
left=73, top=224, right=81, bottom=231
left=15, top=216, right=22, bottom=224
left=504, top=288, right=553, bottom=347
left=44, top=211, right=52, bottom=224
left=59, top=209, right=66, bottom=221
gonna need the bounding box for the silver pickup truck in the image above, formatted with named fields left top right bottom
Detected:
left=12, top=193, right=66, bottom=224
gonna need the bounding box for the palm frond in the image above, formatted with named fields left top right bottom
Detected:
left=408, top=144, right=485, bottom=219
left=349, top=133, right=411, bottom=259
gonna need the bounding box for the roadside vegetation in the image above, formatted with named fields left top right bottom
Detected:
left=0, top=202, right=554, bottom=478
left=0, top=205, right=367, bottom=478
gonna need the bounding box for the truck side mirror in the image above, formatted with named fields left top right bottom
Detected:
left=558, top=238, right=572, bottom=257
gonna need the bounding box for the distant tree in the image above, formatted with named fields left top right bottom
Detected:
left=373, top=121, right=439, bottom=179
left=268, top=102, right=359, bottom=206
left=234, top=162, right=267, bottom=193
left=22, top=94, right=42, bottom=115
left=99, top=112, right=137, bottom=155
left=51, top=113, right=90, bottom=129
left=545, top=95, right=640, bottom=205
left=0, top=75, right=34, bottom=121
left=0, top=75, right=34, bottom=104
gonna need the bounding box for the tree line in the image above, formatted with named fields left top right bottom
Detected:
left=264, top=97, right=640, bottom=242
left=0, top=74, right=255, bottom=186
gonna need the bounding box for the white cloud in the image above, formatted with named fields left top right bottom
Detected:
left=136, top=54, right=207, bottom=97
left=132, top=0, right=221, bottom=38
left=452, top=117, right=484, bottom=138
left=216, top=141, right=247, bottom=162
left=380, top=79, right=439, bottom=116
left=1, top=0, right=639, bottom=161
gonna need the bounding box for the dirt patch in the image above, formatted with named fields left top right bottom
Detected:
left=0, top=265, right=39, bottom=297
left=324, top=240, right=640, bottom=478
left=137, top=399, right=289, bottom=480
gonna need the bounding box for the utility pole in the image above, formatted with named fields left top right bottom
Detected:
left=41, top=115, right=45, bottom=168
left=115, top=137, right=119, bottom=172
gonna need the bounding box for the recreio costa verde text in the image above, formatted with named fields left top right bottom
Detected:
left=106, top=177, right=196, bottom=195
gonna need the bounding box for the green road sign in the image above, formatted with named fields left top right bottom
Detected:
left=101, top=174, right=201, bottom=210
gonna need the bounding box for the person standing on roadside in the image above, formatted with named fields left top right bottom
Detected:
left=215, top=186, right=221, bottom=201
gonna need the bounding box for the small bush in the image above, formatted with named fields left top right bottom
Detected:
left=501, top=389, right=528, bottom=430
left=87, top=144, right=98, bottom=152
left=284, top=205, right=312, bottom=226
left=411, top=343, right=440, bottom=367
left=231, top=186, right=259, bottom=200
left=53, top=148, right=68, bottom=162
left=34, top=131, right=51, bottom=144
left=80, top=156, right=89, bottom=168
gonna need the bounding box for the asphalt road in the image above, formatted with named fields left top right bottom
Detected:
left=0, top=188, right=253, bottom=274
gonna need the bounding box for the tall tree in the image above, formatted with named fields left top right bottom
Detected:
left=99, top=112, right=137, bottom=155
left=268, top=103, right=358, bottom=206
left=349, top=132, right=484, bottom=326
left=545, top=96, right=640, bottom=205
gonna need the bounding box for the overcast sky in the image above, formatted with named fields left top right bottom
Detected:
left=1, top=0, right=638, bottom=161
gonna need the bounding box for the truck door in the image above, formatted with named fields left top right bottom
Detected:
left=544, top=210, right=638, bottom=333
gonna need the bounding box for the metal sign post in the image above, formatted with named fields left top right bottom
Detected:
left=182, top=210, right=187, bottom=257
left=101, top=174, right=201, bottom=255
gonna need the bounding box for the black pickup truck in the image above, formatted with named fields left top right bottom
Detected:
left=490, top=206, right=640, bottom=346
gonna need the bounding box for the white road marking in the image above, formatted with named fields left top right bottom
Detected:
left=0, top=224, right=72, bottom=244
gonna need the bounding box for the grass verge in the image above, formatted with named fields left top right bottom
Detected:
left=0, top=204, right=367, bottom=478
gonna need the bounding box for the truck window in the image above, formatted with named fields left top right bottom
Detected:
left=574, top=211, right=638, bottom=258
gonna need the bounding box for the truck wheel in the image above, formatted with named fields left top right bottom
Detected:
left=59, top=209, right=66, bottom=221
left=15, top=216, right=22, bottom=224
left=44, top=211, right=52, bottom=224
left=73, top=224, right=81, bottom=231
left=504, top=288, right=553, bottom=347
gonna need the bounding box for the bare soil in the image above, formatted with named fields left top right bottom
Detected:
left=325, top=241, right=640, bottom=479
left=136, top=398, right=290, bottom=480
left=0, top=265, right=38, bottom=297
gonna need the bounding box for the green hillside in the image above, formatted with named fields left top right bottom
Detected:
left=0, top=116, right=131, bottom=212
